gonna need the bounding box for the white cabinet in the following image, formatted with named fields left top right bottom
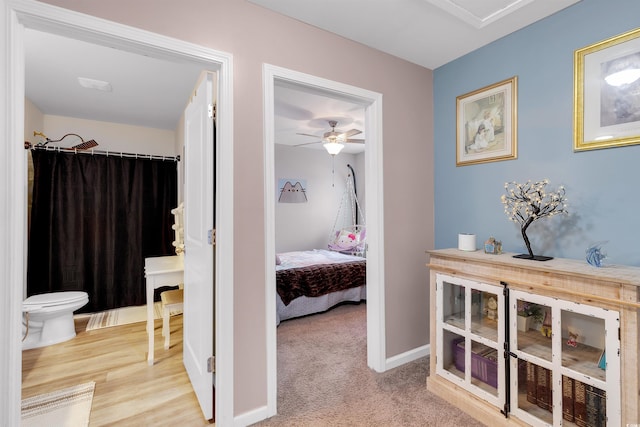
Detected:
left=427, top=249, right=638, bottom=426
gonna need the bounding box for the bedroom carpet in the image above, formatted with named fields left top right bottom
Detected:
left=252, top=303, right=485, bottom=427
left=21, top=381, right=95, bottom=427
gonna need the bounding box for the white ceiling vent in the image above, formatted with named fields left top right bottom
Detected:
left=77, top=77, right=112, bottom=92
left=425, top=0, right=534, bottom=28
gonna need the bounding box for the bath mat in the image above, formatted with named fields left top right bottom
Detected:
left=22, top=381, right=95, bottom=427
left=83, top=302, right=182, bottom=331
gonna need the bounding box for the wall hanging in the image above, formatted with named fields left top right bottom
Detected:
left=574, top=27, right=640, bottom=151
left=456, top=76, right=518, bottom=166
left=278, top=179, right=307, bottom=203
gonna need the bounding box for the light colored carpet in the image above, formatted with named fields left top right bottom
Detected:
left=21, top=381, right=95, bottom=427
left=252, top=303, right=485, bottom=427
left=82, top=302, right=182, bottom=331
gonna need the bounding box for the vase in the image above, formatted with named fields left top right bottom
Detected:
left=517, top=315, right=532, bottom=332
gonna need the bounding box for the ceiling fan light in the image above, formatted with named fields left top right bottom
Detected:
left=323, top=142, right=345, bottom=155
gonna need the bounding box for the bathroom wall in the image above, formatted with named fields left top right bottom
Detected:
left=40, top=114, right=177, bottom=156
left=24, top=99, right=44, bottom=299
left=24, top=98, right=44, bottom=145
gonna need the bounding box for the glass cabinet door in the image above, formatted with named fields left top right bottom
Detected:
left=510, top=290, right=620, bottom=427
left=513, top=358, right=554, bottom=426
left=436, top=274, right=504, bottom=407
left=470, top=288, right=499, bottom=343
left=441, top=279, right=465, bottom=330
left=557, top=307, right=619, bottom=427
left=560, top=310, right=606, bottom=382
left=515, top=295, right=552, bottom=362
left=441, top=329, right=465, bottom=382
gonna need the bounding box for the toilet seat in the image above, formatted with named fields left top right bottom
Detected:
left=24, top=291, right=88, bottom=308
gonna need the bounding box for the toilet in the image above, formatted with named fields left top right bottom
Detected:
left=22, top=291, right=89, bottom=350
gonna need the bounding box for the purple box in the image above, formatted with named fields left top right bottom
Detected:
left=453, top=338, right=498, bottom=388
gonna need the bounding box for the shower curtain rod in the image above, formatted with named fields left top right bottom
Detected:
left=26, top=143, right=180, bottom=162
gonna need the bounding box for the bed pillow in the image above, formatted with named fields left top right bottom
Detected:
left=276, top=254, right=282, bottom=265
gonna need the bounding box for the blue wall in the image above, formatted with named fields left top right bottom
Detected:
left=434, top=0, right=640, bottom=266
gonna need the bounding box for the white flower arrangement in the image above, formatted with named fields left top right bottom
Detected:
left=501, top=179, right=568, bottom=259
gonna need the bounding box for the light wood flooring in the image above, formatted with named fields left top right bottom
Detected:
left=22, top=314, right=214, bottom=426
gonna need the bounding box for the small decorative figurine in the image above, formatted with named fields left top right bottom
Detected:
left=567, top=331, right=578, bottom=347
left=598, top=350, right=606, bottom=370
left=540, top=307, right=552, bottom=338
left=486, top=296, right=498, bottom=320
left=484, top=236, right=502, bottom=255
left=586, top=241, right=607, bottom=267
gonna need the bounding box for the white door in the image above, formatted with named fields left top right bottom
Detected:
left=183, top=72, right=215, bottom=420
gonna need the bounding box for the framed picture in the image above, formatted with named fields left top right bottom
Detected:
left=456, top=76, right=518, bottom=166
left=278, top=178, right=307, bottom=203
left=574, top=27, right=640, bottom=151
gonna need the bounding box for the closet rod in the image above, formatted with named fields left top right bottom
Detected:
left=26, top=144, right=180, bottom=162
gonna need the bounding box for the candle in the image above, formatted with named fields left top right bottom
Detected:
left=458, top=233, right=477, bottom=251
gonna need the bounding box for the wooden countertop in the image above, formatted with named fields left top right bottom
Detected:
left=427, top=248, right=640, bottom=289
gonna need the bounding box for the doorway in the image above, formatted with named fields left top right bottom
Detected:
left=263, top=64, right=386, bottom=417
left=2, top=2, right=234, bottom=424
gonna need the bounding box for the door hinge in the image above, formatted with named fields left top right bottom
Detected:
left=207, top=356, right=215, bottom=373
left=208, top=229, right=216, bottom=245
left=208, top=103, right=214, bottom=120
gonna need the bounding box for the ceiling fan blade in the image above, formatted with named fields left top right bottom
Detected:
left=345, top=138, right=365, bottom=144
left=343, top=129, right=362, bottom=138
left=296, top=132, right=321, bottom=138
left=293, top=141, right=322, bottom=147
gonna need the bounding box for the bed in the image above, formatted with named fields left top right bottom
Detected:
left=276, top=249, right=366, bottom=324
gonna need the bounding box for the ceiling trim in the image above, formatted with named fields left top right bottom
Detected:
left=424, top=0, right=535, bottom=29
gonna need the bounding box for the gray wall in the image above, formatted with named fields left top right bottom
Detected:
left=40, top=0, right=435, bottom=418
left=275, top=145, right=364, bottom=253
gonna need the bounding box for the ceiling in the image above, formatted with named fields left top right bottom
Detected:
left=248, top=0, right=581, bottom=70
left=24, top=29, right=204, bottom=132
left=274, top=81, right=367, bottom=154
left=25, top=0, right=580, bottom=153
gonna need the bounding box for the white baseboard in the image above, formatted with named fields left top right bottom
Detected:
left=234, top=405, right=271, bottom=427
left=385, top=344, right=430, bottom=371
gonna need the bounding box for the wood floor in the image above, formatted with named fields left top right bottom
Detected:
left=21, top=314, right=214, bottom=426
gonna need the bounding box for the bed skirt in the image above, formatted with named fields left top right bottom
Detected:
left=276, top=285, right=366, bottom=325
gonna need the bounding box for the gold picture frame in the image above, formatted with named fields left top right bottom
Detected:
left=574, top=27, right=640, bottom=151
left=456, top=76, right=518, bottom=166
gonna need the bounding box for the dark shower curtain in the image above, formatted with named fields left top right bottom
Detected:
left=27, top=149, right=178, bottom=312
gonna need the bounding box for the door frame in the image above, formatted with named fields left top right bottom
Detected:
left=0, top=1, right=234, bottom=424
left=262, top=64, right=386, bottom=417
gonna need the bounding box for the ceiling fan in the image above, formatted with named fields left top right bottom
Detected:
left=295, top=120, right=364, bottom=155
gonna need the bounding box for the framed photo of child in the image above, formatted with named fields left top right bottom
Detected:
left=456, top=76, right=518, bottom=166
